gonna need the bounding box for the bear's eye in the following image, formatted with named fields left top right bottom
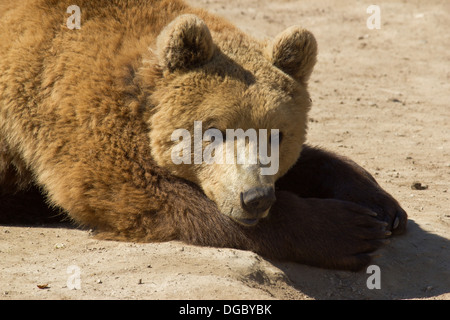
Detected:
left=279, top=132, right=284, bottom=144
left=268, top=131, right=284, bottom=145
left=206, top=127, right=226, bottom=140
left=204, top=127, right=226, bottom=143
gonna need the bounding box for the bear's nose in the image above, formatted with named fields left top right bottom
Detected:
left=240, top=186, right=276, bottom=216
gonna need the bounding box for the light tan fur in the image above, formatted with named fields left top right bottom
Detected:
left=0, top=0, right=316, bottom=224
left=0, top=0, right=408, bottom=271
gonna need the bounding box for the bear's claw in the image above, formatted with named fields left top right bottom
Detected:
left=393, top=217, right=400, bottom=229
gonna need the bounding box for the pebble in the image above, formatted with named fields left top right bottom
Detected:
left=411, top=182, right=428, bottom=190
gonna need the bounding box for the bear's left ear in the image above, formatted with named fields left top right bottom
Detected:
left=266, top=26, right=318, bottom=84
left=156, top=14, right=215, bottom=72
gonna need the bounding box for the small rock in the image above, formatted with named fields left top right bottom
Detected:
left=358, top=34, right=369, bottom=40
left=411, top=182, right=428, bottom=190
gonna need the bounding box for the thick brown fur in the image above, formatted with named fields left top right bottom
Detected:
left=0, top=0, right=406, bottom=271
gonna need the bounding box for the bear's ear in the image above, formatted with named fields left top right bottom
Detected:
left=156, top=14, right=215, bottom=72
left=267, top=26, right=318, bottom=84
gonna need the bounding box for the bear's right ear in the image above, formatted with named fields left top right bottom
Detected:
left=156, top=14, right=215, bottom=72
left=266, top=26, right=318, bottom=84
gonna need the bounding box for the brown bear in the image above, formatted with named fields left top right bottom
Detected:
left=0, top=0, right=407, bottom=271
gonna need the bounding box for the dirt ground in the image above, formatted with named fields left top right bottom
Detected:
left=1, top=0, right=449, bottom=300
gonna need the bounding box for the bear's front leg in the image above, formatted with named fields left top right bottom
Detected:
left=93, top=174, right=389, bottom=271
left=159, top=182, right=391, bottom=271
left=258, top=191, right=391, bottom=271
left=276, top=144, right=407, bottom=234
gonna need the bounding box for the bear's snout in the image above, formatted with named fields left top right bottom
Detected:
left=240, top=186, right=276, bottom=220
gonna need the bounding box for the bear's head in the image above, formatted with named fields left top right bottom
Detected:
left=148, top=14, right=317, bottom=226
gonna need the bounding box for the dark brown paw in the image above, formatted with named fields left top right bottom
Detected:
left=322, top=200, right=392, bottom=271
left=356, top=189, right=408, bottom=236
left=271, top=194, right=393, bottom=271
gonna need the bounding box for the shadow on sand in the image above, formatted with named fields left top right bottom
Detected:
left=272, top=219, right=450, bottom=299
left=2, top=189, right=448, bottom=299
left=0, top=187, right=74, bottom=227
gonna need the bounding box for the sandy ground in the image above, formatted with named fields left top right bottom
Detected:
left=1, top=0, right=449, bottom=300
